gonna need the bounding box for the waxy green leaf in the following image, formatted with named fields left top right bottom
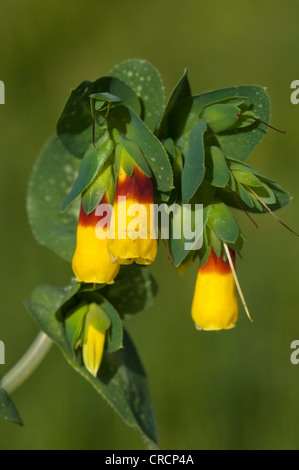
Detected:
left=206, top=146, right=230, bottom=188
left=82, top=160, right=113, bottom=214
left=82, top=172, right=108, bottom=214
left=227, top=157, right=277, bottom=184
left=208, top=228, right=223, bottom=258
left=157, top=69, right=192, bottom=139
left=65, top=302, right=89, bottom=353
left=0, top=389, right=23, bottom=426
left=108, top=105, right=173, bottom=192
left=117, top=134, right=152, bottom=178
left=235, top=181, right=255, bottom=208
left=27, top=137, right=80, bottom=262
left=98, top=297, right=122, bottom=353
left=199, top=227, right=211, bottom=267
left=103, top=265, right=158, bottom=319
left=62, top=133, right=114, bottom=211
left=57, top=77, right=141, bottom=158
left=169, top=181, right=215, bottom=267
left=207, top=201, right=239, bottom=243
left=232, top=170, right=264, bottom=187
left=181, top=121, right=207, bottom=203
left=111, top=58, right=165, bottom=131
left=250, top=183, right=276, bottom=205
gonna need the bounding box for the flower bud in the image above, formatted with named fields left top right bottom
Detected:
left=203, top=104, right=239, bottom=133
left=82, top=304, right=111, bottom=377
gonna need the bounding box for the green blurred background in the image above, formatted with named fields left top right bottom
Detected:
left=0, top=0, right=298, bottom=450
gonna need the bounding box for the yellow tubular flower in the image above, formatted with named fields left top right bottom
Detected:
left=82, top=304, right=111, bottom=377
left=192, top=249, right=239, bottom=331
left=83, top=324, right=106, bottom=377
left=108, top=164, right=157, bottom=265
left=72, top=194, right=120, bottom=284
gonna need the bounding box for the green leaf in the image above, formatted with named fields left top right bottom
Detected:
left=227, top=158, right=275, bottom=182
left=168, top=204, right=187, bottom=267
left=232, top=170, right=263, bottom=187
left=0, top=388, right=23, bottom=426
left=231, top=231, right=246, bottom=252
left=99, top=297, right=123, bottom=353
left=208, top=228, right=223, bottom=258
left=118, top=143, right=135, bottom=177
left=25, top=284, right=158, bottom=447
left=62, top=133, right=114, bottom=211
left=57, top=77, right=141, bottom=158
left=267, top=182, right=292, bottom=210
left=90, top=92, right=121, bottom=105
left=228, top=161, right=280, bottom=207
left=157, top=69, right=192, bottom=139
left=207, top=201, right=240, bottom=243
left=169, top=181, right=215, bottom=267
left=159, top=141, right=183, bottom=204
left=235, top=182, right=255, bottom=208
left=217, top=181, right=292, bottom=213
left=164, top=138, right=175, bottom=158
left=250, top=183, right=276, bottom=205
left=235, top=110, right=260, bottom=129
left=229, top=172, right=237, bottom=192
left=31, top=282, right=81, bottom=307
left=214, top=87, right=270, bottom=161
left=206, top=146, right=230, bottom=188
left=117, top=134, right=152, bottom=178
left=103, top=265, right=158, bottom=319
left=111, top=58, right=165, bottom=131
left=199, top=227, right=211, bottom=267
left=82, top=170, right=108, bottom=214
left=85, top=304, right=111, bottom=333
left=108, top=105, right=173, bottom=192
left=181, top=121, right=207, bottom=203
left=27, top=136, right=80, bottom=262
left=65, top=302, right=89, bottom=353
left=170, top=85, right=271, bottom=161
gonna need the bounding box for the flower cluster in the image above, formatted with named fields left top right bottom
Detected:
left=54, top=61, right=294, bottom=379
left=23, top=59, right=297, bottom=445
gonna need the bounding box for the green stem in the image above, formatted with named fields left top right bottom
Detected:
left=0, top=332, right=53, bottom=394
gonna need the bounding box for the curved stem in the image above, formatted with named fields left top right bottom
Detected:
left=0, top=333, right=53, bottom=395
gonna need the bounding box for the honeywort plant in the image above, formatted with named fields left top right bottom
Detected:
left=0, top=59, right=295, bottom=447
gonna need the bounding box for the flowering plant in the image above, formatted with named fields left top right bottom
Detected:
left=0, top=59, right=294, bottom=448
